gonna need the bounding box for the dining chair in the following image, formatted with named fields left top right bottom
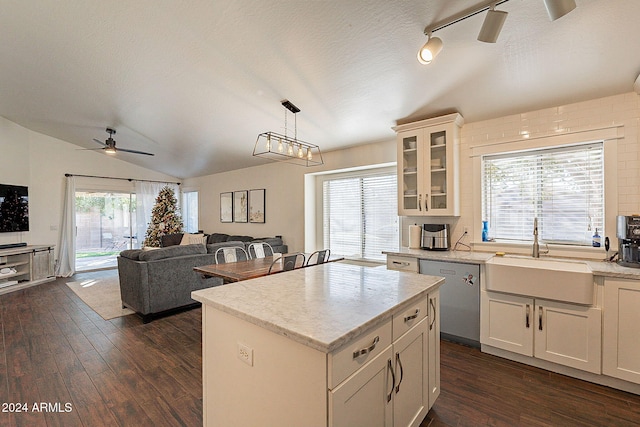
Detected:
left=305, top=249, right=331, bottom=266
left=247, top=242, right=274, bottom=259
left=268, top=253, right=306, bottom=274
left=214, top=246, right=249, bottom=264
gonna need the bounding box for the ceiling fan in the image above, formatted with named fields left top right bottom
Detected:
left=91, top=128, right=154, bottom=156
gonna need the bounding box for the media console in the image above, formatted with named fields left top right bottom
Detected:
left=0, top=245, right=55, bottom=295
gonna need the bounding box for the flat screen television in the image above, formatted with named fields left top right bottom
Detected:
left=0, top=184, right=29, bottom=232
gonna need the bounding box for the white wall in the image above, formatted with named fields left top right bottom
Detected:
left=187, top=92, right=639, bottom=255
left=183, top=140, right=396, bottom=252
left=0, top=116, right=178, bottom=261
left=401, top=92, right=640, bottom=253
left=9, top=90, right=634, bottom=260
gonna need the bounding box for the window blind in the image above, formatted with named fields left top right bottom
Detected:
left=323, top=172, right=398, bottom=260
left=482, top=143, right=604, bottom=245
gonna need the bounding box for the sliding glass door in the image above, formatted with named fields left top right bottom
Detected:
left=75, top=191, right=137, bottom=271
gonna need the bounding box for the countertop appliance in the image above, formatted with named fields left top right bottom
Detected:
left=419, top=259, right=480, bottom=347
left=617, top=215, right=640, bottom=268
left=421, top=224, right=450, bottom=250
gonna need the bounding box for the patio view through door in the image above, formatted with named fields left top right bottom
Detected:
left=75, top=191, right=138, bottom=271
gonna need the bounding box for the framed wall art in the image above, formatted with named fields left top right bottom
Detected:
left=249, top=189, right=265, bottom=223
left=233, top=190, right=248, bottom=223
left=220, top=192, right=233, bottom=223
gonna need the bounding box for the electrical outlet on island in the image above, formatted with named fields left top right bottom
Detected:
left=237, top=342, right=254, bottom=366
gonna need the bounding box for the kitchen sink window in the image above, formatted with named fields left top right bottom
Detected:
left=321, top=168, right=399, bottom=261
left=482, top=142, right=604, bottom=246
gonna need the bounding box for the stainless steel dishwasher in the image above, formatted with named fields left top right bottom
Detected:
left=419, top=259, right=480, bottom=347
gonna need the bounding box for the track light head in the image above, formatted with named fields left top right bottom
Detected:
left=417, top=35, right=443, bottom=65
left=543, top=0, right=576, bottom=21
left=477, top=7, right=508, bottom=43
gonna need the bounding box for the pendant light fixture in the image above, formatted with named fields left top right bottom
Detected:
left=253, top=100, right=323, bottom=167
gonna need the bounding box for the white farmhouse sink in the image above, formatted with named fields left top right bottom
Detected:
left=485, top=256, right=594, bottom=304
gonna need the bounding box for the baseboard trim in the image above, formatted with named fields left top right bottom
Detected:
left=481, top=344, right=640, bottom=395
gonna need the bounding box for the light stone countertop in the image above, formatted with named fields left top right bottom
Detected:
left=192, top=262, right=444, bottom=353
left=384, top=247, right=640, bottom=280
left=383, top=248, right=495, bottom=264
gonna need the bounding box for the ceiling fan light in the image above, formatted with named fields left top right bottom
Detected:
left=543, top=0, right=576, bottom=21
left=477, top=8, right=508, bottom=43
left=417, top=36, right=442, bottom=65
left=104, top=146, right=116, bottom=154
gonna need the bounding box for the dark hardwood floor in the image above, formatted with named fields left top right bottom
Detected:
left=1, top=270, right=639, bottom=427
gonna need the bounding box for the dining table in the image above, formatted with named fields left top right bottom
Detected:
left=193, top=253, right=343, bottom=283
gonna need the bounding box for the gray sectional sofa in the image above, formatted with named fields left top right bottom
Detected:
left=117, top=234, right=287, bottom=322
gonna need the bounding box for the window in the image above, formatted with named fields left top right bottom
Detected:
left=182, top=191, right=199, bottom=233
left=322, top=171, right=398, bottom=261
left=482, top=143, right=604, bottom=245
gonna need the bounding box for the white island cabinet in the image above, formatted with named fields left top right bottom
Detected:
left=192, top=262, right=443, bottom=427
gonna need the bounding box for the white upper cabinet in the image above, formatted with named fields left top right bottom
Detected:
left=394, top=113, right=463, bottom=216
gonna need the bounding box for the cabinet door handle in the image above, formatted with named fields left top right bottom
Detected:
left=538, top=306, right=543, bottom=331
left=418, top=194, right=422, bottom=211
left=395, top=352, right=404, bottom=393
left=425, top=193, right=429, bottom=211
left=387, top=358, right=396, bottom=403
left=404, top=308, right=420, bottom=322
left=525, top=304, right=530, bottom=328
left=353, top=336, right=380, bottom=359
left=429, top=297, right=436, bottom=330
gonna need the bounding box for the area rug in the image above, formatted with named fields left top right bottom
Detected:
left=66, top=276, right=134, bottom=320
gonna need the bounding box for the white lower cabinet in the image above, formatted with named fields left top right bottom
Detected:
left=603, top=278, right=640, bottom=384
left=330, top=347, right=393, bottom=427
left=481, top=291, right=601, bottom=374
left=393, top=317, right=429, bottom=427
left=330, top=296, right=437, bottom=427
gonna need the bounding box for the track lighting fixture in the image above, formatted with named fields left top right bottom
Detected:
left=418, top=0, right=576, bottom=64
left=477, top=5, right=508, bottom=43
left=417, top=34, right=443, bottom=65
left=543, top=0, right=576, bottom=21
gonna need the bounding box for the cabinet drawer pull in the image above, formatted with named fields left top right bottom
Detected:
left=404, top=309, right=420, bottom=322
left=353, top=336, right=380, bottom=359
left=392, top=261, right=409, bottom=266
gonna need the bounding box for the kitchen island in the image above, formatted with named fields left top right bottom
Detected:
left=192, top=262, right=444, bottom=427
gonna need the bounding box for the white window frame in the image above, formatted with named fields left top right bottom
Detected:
left=311, top=165, right=399, bottom=262
left=471, top=125, right=620, bottom=258
left=181, top=189, right=199, bottom=233
left=482, top=142, right=604, bottom=246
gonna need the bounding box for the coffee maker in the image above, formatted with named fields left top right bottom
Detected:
left=617, top=215, right=640, bottom=268
left=421, top=224, right=450, bottom=250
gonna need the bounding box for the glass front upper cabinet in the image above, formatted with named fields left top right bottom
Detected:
left=395, top=113, right=463, bottom=216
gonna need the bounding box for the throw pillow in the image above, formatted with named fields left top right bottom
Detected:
left=180, top=233, right=206, bottom=246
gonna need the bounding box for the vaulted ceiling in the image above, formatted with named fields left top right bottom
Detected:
left=1, top=0, right=638, bottom=178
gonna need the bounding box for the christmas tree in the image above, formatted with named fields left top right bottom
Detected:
left=0, top=189, right=29, bottom=231
left=143, top=186, right=183, bottom=247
